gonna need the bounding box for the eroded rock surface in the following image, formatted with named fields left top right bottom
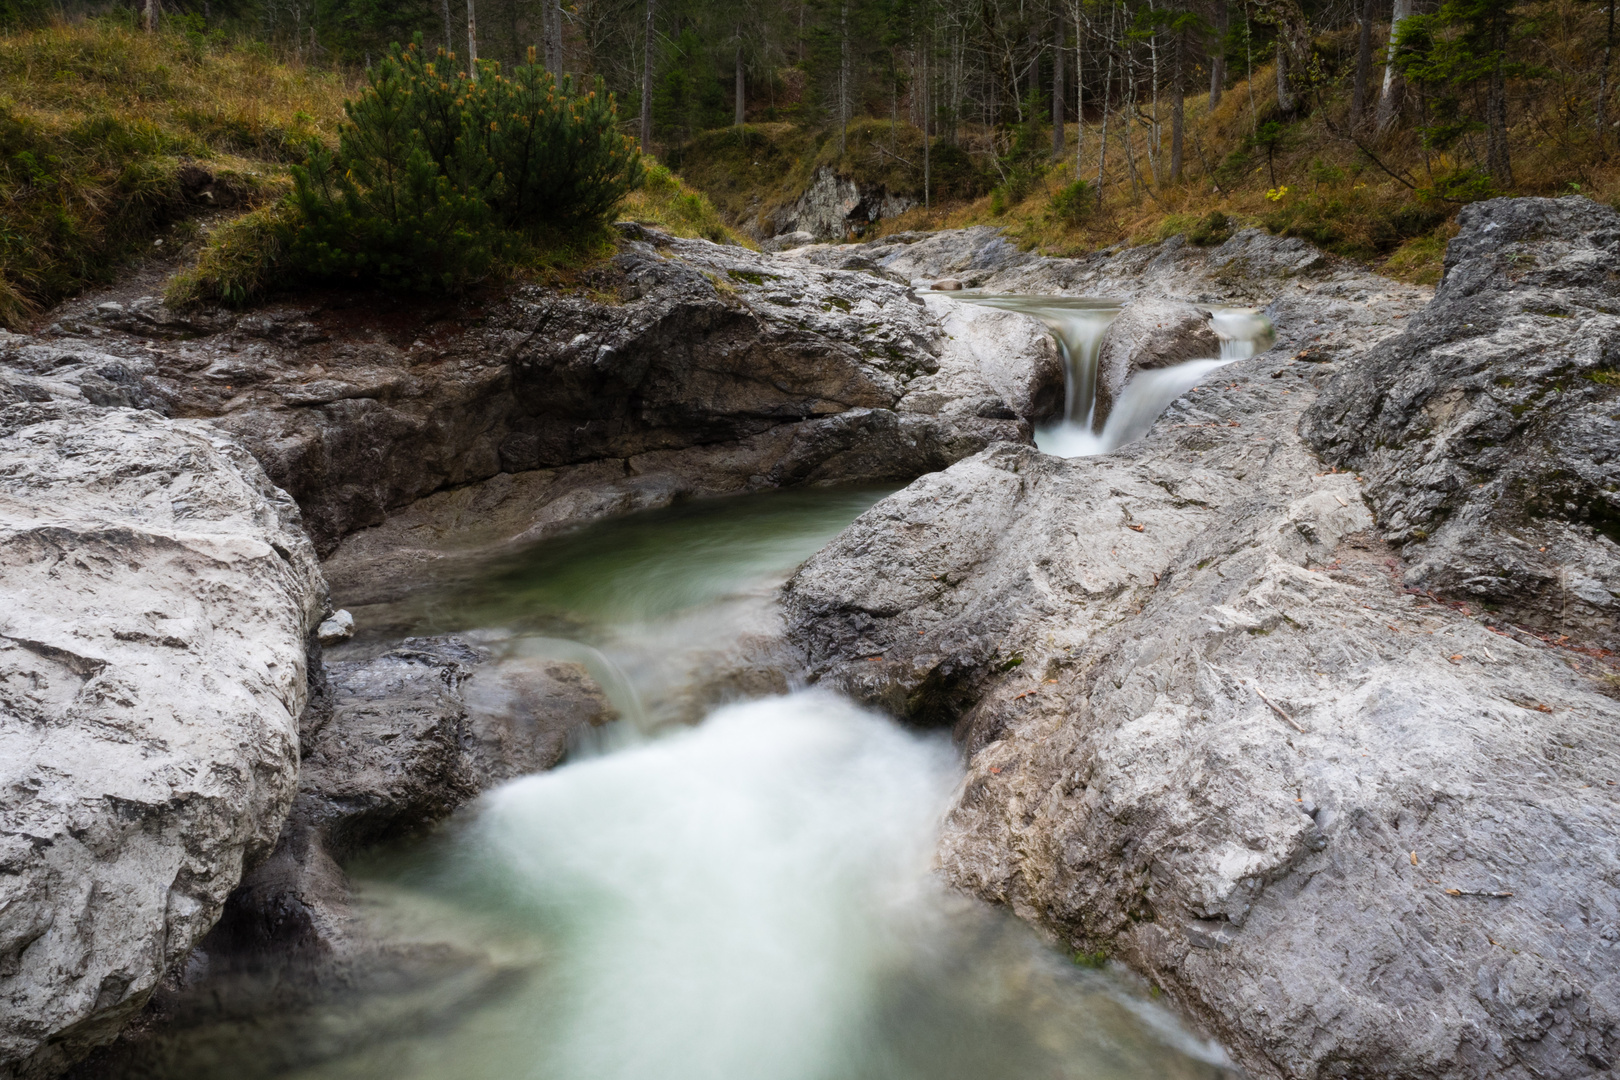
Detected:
left=1304, top=196, right=1620, bottom=648
left=770, top=167, right=916, bottom=242
left=784, top=210, right=1620, bottom=1080
left=2, top=228, right=1034, bottom=561
left=787, top=225, right=1334, bottom=301
left=0, top=404, right=324, bottom=1079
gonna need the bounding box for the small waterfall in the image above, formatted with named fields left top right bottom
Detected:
left=956, top=292, right=1274, bottom=458
left=958, top=295, right=1121, bottom=426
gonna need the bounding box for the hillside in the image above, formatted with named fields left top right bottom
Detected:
left=0, top=20, right=738, bottom=329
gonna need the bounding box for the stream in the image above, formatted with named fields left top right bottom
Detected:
left=281, top=490, right=1241, bottom=1080
left=956, top=294, right=1274, bottom=456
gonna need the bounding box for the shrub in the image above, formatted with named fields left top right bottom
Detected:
left=1189, top=210, right=1233, bottom=245
left=282, top=38, right=642, bottom=292
left=1049, top=179, right=1093, bottom=226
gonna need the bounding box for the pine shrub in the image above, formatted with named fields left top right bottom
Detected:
left=281, top=38, right=642, bottom=292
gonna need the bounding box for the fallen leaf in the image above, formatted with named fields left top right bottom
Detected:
left=1334, top=494, right=1348, bottom=507
left=1128, top=524, right=1145, bottom=532
left=1410, top=851, right=1419, bottom=866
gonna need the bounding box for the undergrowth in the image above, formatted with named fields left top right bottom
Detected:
left=0, top=18, right=348, bottom=325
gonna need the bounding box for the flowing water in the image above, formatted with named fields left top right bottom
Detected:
left=238, top=490, right=1242, bottom=1080
left=957, top=295, right=1274, bottom=457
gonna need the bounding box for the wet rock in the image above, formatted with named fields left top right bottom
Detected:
left=784, top=221, right=1620, bottom=1080
left=911, top=296, right=1064, bottom=424
left=1, top=232, right=1028, bottom=558
left=1095, top=299, right=1222, bottom=424
left=1304, top=195, right=1620, bottom=649
left=69, top=638, right=615, bottom=1080
left=0, top=403, right=324, bottom=1079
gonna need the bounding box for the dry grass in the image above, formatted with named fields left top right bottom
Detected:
left=0, top=18, right=351, bottom=325
left=873, top=48, right=1620, bottom=283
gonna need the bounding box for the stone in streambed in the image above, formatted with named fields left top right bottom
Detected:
left=1094, top=299, right=1222, bottom=426
left=74, top=637, right=616, bottom=1080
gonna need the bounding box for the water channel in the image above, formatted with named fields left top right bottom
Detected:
left=269, top=489, right=1241, bottom=1080
left=955, top=295, right=1274, bottom=457
left=113, top=302, right=1262, bottom=1080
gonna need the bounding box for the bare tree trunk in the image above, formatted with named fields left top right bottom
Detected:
left=1350, top=0, right=1375, bottom=128
left=923, top=31, right=931, bottom=207
left=838, top=0, right=850, bottom=158
left=640, top=0, right=655, bottom=149
left=1244, top=0, right=1258, bottom=133
left=440, top=0, right=454, bottom=55
left=1053, top=20, right=1066, bottom=157
left=1274, top=38, right=1292, bottom=112
left=1485, top=9, right=1512, bottom=186
left=1074, top=0, right=1085, bottom=174
left=1096, top=1, right=1116, bottom=207
left=143, top=0, right=158, bottom=33
left=466, top=0, right=479, bottom=78
left=1209, top=0, right=1226, bottom=107
left=547, top=0, right=564, bottom=72
left=1147, top=6, right=1162, bottom=184
left=735, top=40, right=746, bottom=127
left=1375, top=0, right=1411, bottom=134
left=1169, top=24, right=1183, bottom=181
left=1599, top=0, right=1615, bottom=156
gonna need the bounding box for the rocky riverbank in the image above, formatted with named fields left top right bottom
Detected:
left=784, top=196, right=1620, bottom=1079
left=5, top=196, right=1616, bottom=1080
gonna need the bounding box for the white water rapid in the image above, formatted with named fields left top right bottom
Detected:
left=958, top=295, right=1274, bottom=457
left=255, top=493, right=1242, bottom=1080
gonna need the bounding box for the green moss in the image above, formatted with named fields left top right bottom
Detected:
left=1071, top=948, right=1110, bottom=968
left=1584, top=369, right=1620, bottom=386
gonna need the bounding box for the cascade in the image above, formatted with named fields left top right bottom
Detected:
left=164, top=491, right=1238, bottom=1080
left=958, top=294, right=1273, bottom=457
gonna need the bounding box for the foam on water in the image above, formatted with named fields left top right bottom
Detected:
left=954, top=294, right=1274, bottom=457
left=327, top=691, right=1235, bottom=1080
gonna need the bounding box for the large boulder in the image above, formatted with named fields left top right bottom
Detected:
left=783, top=218, right=1620, bottom=1080
left=1303, top=196, right=1620, bottom=649
left=0, top=404, right=324, bottom=1079
left=770, top=167, right=916, bottom=242
left=69, top=637, right=615, bottom=1080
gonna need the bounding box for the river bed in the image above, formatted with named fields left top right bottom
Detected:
left=279, top=490, right=1242, bottom=1080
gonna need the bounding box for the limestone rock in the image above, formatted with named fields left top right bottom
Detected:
left=795, top=225, right=1338, bottom=301
left=0, top=404, right=323, bottom=1079
left=5, top=231, right=1028, bottom=558
left=1304, top=195, right=1620, bottom=648
left=772, top=167, right=916, bottom=241
left=315, top=610, right=353, bottom=646
left=1094, top=299, right=1222, bottom=424
left=784, top=219, right=1620, bottom=1080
